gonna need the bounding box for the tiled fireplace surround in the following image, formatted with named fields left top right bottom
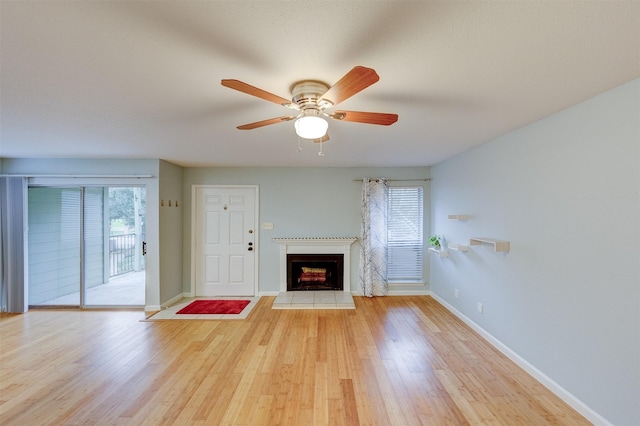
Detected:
left=272, top=237, right=357, bottom=309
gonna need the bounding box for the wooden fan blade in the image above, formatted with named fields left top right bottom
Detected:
left=318, top=66, right=380, bottom=106
left=222, top=79, right=294, bottom=107
left=237, top=116, right=296, bottom=130
left=330, top=111, right=398, bottom=126
left=312, top=133, right=330, bottom=143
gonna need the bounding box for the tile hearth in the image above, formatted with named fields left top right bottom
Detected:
left=272, top=291, right=355, bottom=309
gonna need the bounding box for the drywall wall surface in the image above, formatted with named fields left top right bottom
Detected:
left=159, top=160, right=184, bottom=303
left=182, top=166, right=430, bottom=295
left=430, top=79, right=639, bottom=425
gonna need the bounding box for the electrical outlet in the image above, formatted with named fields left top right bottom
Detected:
left=261, top=222, right=274, bottom=230
left=454, top=289, right=459, bottom=299
left=477, top=302, right=483, bottom=314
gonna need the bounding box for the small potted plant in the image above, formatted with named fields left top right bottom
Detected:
left=429, top=235, right=442, bottom=250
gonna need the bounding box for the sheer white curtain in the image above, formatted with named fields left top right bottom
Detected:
left=360, top=178, right=388, bottom=297
left=0, top=177, right=28, bottom=313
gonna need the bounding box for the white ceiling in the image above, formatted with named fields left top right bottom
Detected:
left=1, top=1, right=639, bottom=167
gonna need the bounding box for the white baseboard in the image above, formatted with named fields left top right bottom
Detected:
left=430, top=293, right=612, bottom=426
left=348, top=291, right=432, bottom=296
left=388, top=289, right=431, bottom=296
left=147, top=292, right=188, bottom=312
left=259, top=291, right=280, bottom=297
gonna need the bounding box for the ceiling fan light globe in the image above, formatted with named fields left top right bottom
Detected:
left=294, top=116, right=328, bottom=139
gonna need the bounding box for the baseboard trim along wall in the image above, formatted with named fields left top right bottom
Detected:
left=430, top=293, right=612, bottom=426
left=387, top=289, right=431, bottom=296
left=258, top=290, right=432, bottom=297
left=150, top=293, right=187, bottom=312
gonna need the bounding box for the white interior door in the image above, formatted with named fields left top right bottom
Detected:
left=195, top=186, right=257, bottom=296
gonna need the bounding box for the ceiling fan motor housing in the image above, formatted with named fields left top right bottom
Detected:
left=291, top=80, right=333, bottom=110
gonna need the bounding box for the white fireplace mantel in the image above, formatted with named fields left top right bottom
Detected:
left=273, top=237, right=358, bottom=292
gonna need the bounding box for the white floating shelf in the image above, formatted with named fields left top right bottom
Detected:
left=448, top=214, right=470, bottom=220
left=448, top=243, right=469, bottom=252
left=469, top=237, right=510, bottom=252
left=428, top=247, right=449, bottom=257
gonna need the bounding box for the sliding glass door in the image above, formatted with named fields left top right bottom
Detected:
left=27, top=186, right=145, bottom=308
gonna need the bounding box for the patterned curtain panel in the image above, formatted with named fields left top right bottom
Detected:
left=360, top=178, right=388, bottom=297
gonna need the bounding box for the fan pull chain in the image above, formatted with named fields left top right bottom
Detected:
left=297, top=136, right=303, bottom=152
left=318, top=141, right=324, bottom=156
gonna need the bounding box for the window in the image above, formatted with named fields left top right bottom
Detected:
left=387, top=186, right=424, bottom=282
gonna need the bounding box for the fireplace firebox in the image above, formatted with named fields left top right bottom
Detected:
left=287, top=254, right=344, bottom=291
left=274, top=237, right=357, bottom=293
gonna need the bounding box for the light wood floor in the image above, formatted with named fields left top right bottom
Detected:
left=0, top=296, right=589, bottom=425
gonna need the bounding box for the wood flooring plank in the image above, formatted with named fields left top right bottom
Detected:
left=312, top=361, right=329, bottom=425
left=220, top=345, right=267, bottom=425
left=339, top=378, right=361, bottom=425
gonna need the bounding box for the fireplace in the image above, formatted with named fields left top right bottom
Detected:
left=287, top=254, right=343, bottom=291
left=274, top=237, right=358, bottom=293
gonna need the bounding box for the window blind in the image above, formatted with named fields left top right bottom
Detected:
left=387, top=187, right=423, bottom=282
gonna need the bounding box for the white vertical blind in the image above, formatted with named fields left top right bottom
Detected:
left=0, top=177, right=28, bottom=313
left=387, top=186, right=424, bottom=282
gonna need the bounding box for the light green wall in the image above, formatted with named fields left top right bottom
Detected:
left=158, top=160, right=184, bottom=303
left=182, top=167, right=431, bottom=295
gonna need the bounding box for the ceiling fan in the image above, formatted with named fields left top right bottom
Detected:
left=221, top=66, right=398, bottom=143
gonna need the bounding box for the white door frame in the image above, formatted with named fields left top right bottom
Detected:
left=190, top=185, right=260, bottom=296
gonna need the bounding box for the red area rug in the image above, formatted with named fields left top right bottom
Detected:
left=176, top=300, right=251, bottom=315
